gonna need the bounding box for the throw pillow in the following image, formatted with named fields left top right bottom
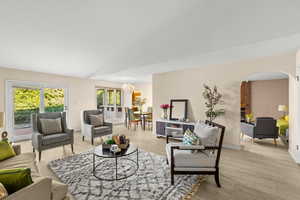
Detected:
left=0, top=140, right=16, bottom=161
left=90, top=114, right=104, bottom=126
left=40, top=118, right=62, bottom=135
left=0, top=168, right=33, bottom=194
left=183, top=129, right=199, bottom=145
left=194, top=122, right=219, bottom=146
left=0, top=182, right=8, bottom=199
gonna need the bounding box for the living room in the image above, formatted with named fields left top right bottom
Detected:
left=1, top=1, right=300, bottom=200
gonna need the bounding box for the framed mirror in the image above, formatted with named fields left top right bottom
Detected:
left=169, top=99, right=188, bottom=121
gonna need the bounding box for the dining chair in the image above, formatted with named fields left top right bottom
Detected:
left=127, top=109, right=142, bottom=131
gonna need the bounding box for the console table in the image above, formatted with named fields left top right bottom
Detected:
left=156, top=119, right=195, bottom=137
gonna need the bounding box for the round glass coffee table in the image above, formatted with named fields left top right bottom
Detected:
left=93, top=144, right=139, bottom=181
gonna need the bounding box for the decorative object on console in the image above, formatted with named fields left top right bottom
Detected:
left=160, top=104, right=171, bottom=119
left=202, top=84, right=225, bottom=122
left=169, top=99, right=188, bottom=121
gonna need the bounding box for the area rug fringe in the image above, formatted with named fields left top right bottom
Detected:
left=182, top=176, right=206, bottom=200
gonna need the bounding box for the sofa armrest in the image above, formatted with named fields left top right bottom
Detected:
left=7, top=177, right=52, bottom=200
left=65, top=128, right=74, bottom=143
left=104, top=122, right=112, bottom=129
left=32, top=132, right=43, bottom=150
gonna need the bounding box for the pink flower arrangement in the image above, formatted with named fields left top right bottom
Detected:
left=160, top=104, right=171, bottom=109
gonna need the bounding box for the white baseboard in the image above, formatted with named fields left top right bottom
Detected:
left=223, top=144, right=242, bottom=150
left=289, top=149, right=300, bottom=164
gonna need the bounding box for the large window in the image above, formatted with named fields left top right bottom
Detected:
left=96, top=89, right=105, bottom=108
left=96, top=88, right=122, bottom=107
left=116, top=89, right=121, bottom=106
left=107, top=89, right=115, bottom=106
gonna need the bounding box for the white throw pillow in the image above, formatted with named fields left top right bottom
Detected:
left=194, top=121, right=219, bottom=146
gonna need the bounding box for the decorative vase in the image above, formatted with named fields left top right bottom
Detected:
left=161, top=109, right=168, bottom=120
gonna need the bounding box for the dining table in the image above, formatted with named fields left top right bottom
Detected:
left=133, top=111, right=152, bottom=131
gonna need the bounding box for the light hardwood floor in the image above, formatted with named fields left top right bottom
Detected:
left=18, top=125, right=300, bottom=200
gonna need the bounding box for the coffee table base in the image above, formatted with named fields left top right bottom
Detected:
left=93, top=149, right=139, bottom=181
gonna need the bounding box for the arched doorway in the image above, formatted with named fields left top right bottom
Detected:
left=240, top=72, right=290, bottom=149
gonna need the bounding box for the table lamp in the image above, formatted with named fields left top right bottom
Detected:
left=278, top=105, right=287, bottom=117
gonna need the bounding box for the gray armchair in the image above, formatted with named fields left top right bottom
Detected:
left=81, top=110, right=112, bottom=145
left=32, top=112, right=74, bottom=161
left=240, top=117, right=278, bottom=145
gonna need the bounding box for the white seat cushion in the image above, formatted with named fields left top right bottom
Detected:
left=166, top=143, right=216, bottom=168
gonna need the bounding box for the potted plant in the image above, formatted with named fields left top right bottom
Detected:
left=202, top=84, right=225, bottom=122
left=160, top=104, right=171, bottom=119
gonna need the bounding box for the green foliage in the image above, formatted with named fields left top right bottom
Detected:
left=13, top=88, right=64, bottom=125
left=202, top=84, right=225, bottom=122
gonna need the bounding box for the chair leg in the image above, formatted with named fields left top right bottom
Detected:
left=215, top=168, right=221, bottom=188
left=91, top=138, right=94, bottom=145
left=171, top=172, right=174, bottom=185
left=82, top=136, right=85, bottom=141
left=71, top=144, right=74, bottom=153
left=274, top=138, right=277, bottom=146
left=33, top=148, right=35, bottom=153
left=38, top=151, right=42, bottom=162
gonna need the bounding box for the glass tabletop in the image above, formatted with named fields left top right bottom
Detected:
left=94, top=144, right=138, bottom=158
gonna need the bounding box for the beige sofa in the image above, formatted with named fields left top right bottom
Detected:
left=0, top=146, right=68, bottom=200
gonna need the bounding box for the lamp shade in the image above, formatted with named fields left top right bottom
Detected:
left=0, top=112, right=4, bottom=128
left=278, top=105, right=287, bottom=112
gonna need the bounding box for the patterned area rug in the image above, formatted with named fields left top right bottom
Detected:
left=48, top=148, right=202, bottom=200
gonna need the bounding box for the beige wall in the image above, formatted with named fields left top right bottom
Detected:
left=250, top=79, right=289, bottom=119
left=153, top=52, right=297, bottom=149
left=0, top=67, right=122, bottom=131
left=134, top=83, right=152, bottom=110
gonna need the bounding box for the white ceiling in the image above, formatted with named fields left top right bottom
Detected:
left=1, top=0, right=300, bottom=82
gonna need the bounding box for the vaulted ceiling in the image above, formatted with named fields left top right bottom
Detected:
left=1, top=0, right=300, bottom=82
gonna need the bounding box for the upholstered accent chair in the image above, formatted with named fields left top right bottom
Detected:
left=240, top=117, right=278, bottom=145
left=81, top=110, right=112, bottom=145
left=32, top=112, right=74, bottom=161
left=166, top=120, right=226, bottom=187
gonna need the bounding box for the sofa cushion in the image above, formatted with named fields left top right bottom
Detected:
left=0, top=153, right=39, bottom=179
left=166, top=143, right=216, bottom=168
left=0, top=140, right=16, bottom=161
left=42, top=133, right=70, bottom=146
left=182, top=129, right=199, bottom=145
left=51, top=180, right=68, bottom=200
left=194, top=122, right=219, bottom=146
left=0, top=168, right=33, bottom=194
left=93, top=126, right=111, bottom=134
left=40, top=118, right=62, bottom=135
